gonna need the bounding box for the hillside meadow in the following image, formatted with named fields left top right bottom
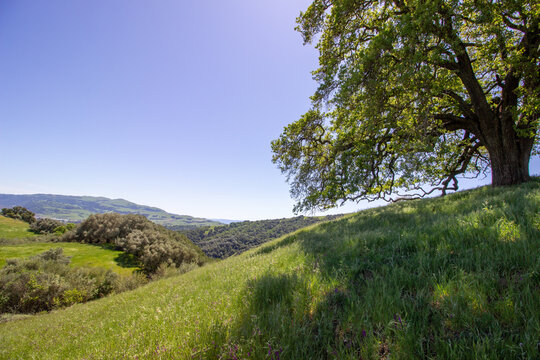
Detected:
left=0, top=216, right=37, bottom=239
left=0, top=242, right=138, bottom=276
left=0, top=180, right=539, bottom=359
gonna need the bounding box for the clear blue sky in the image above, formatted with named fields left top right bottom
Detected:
left=1, top=1, right=538, bottom=220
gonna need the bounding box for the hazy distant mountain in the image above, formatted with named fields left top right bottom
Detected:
left=0, top=194, right=222, bottom=228
left=210, top=219, right=243, bottom=224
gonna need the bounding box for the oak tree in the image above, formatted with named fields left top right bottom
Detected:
left=272, top=0, right=539, bottom=212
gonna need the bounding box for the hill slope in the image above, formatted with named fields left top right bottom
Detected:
left=0, top=216, right=37, bottom=239
left=1, top=180, right=539, bottom=359
left=181, top=215, right=343, bottom=258
left=0, top=194, right=221, bottom=227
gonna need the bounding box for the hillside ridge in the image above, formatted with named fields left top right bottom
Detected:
left=0, top=193, right=221, bottom=228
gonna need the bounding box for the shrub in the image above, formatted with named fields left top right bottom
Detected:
left=1, top=206, right=36, bottom=224
left=117, top=229, right=201, bottom=274
left=0, top=248, right=139, bottom=314
left=63, top=213, right=206, bottom=275
left=62, top=213, right=154, bottom=244
left=53, top=223, right=76, bottom=234
left=29, top=218, right=66, bottom=234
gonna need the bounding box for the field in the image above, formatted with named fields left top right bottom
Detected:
left=0, top=216, right=37, bottom=239
left=0, top=242, right=139, bottom=276
left=0, top=180, right=539, bottom=359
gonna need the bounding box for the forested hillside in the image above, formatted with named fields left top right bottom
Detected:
left=181, top=215, right=342, bottom=258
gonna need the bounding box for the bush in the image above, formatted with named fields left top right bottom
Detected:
left=53, top=223, right=76, bottom=235
left=1, top=206, right=36, bottom=224
left=0, top=248, right=143, bottom=314
left=29, top=218, right=66, bottom=234
left=62, top=213, right=154, bottom=244
left=63, top=213, right=206, bottom=275
left=117, top=229, right=201, bottom=274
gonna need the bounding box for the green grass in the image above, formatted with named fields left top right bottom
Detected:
left=0, top=242, right=139, bottom=276
left=0, top=216, right=37, bottom=239
left=0, top=180, right=539, bottom=359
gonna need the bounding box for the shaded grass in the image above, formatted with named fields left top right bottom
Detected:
left=0, top=180, right=539, bottom=359
left=0, top=242, right=139, bottom=276
left=0, top=216, right=37, bottom=239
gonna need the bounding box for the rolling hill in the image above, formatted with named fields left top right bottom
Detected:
left=0, top=194, right=221, bottom=228
left=0, top=180, right=539, bottom=359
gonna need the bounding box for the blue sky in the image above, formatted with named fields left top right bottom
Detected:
left=1, top=1, right=538, bottom=220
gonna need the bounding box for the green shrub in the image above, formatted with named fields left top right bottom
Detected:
left=1, top=206, right=36, bottom=224
left=53, top=223, right=76, bottom=235
left=29, top=218, right=66, bottom=234
left=0, top=248, right=141, bottom=314
left=63, top=213, right=206, bottom=275
left=62, top=213, right=154, bottom=244
left=117, top=229, right=201, bottom=273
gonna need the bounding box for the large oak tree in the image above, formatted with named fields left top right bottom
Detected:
left=272, top=0, right=539, bottom=212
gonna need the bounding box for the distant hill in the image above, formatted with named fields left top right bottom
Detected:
left=0, top=194, right=221, bottom=228
left=209, top=218, right=243, bottom=225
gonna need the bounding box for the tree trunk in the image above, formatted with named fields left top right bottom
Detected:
left=485, top=127, right=532, bottom=186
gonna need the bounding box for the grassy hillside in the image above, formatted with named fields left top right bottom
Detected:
left=0, top=216, right=37, bottom=239
left=1, top=181, right=539, bottom=359
left=0, top=194, right=221, bottom=227
left=0, top=242, right=138, bottom=276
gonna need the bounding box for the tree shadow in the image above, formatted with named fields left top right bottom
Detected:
left=91, top=243, right=139, bottom=269
left=113, top=252, right=139, bottom=269
left=201, top=181, right=540, bottom=358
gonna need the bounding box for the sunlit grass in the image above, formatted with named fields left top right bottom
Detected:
left=0, top=216, right=37, bottom=239
left=0, top=242, right=138, bottom=275
left=0, top=180, right=539, bottom=359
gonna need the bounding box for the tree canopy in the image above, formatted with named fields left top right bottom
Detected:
left=272, top=0, right=539, bottom=212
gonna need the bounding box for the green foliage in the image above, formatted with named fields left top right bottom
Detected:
left=273, top=0, right=540, bottom=212
left=116, top=229, right=202, bottom=274
left=0, top=248, right=120, bottom=313
left=1, top=181, right=539, bottom=358
left=53, top=223, right=76, bottom=235
left=183, top=215, right=342, bottom=258
left=63, top=213, right=207, bottom=274
left=1, top=206, right=36, bottom=224
left=62, top=213, right=154, bottom=244
left=28, top=218, right=67, bottom=234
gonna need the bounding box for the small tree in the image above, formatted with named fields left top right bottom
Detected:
left=1, top=206, right=36, bottom=223
left=272, top=0, right=539, bottom=212
left=29, top=218, right=66, bottom=234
